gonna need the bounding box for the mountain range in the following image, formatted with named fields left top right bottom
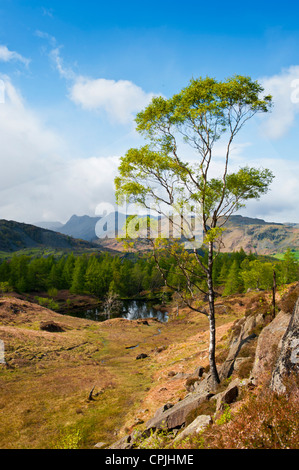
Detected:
left=34, top=213, right=299, bottom=256
left=1, top=213, right=297, bottom=255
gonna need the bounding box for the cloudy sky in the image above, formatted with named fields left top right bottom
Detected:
left=0, top=0, right=299, bottom=225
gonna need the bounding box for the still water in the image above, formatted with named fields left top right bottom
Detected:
left=77, top=299, right=168, bottom=323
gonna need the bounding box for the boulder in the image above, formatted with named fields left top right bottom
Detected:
left=185, top=377, right=200, bottom=392
left=251, top=310, right=291, bottom=385
left=108, top=434, right=133, bottom=449
left=150, top=403, right=174, bottom=422
left=270, top=297, right=299, bottom=394
left=108, top=428, right=151, bottom=449
left=94, top=441, right=107, bottom=449
left=145, top=388, right=213, bottom=431
left=211, top=384, right=239, bottom=412
left=136, top=353, right=149, bottom=360
left=174, top=415, right=212, bottom=442
left=171, top=372, right=190, bottom=380
left=194, top=366, right=205, bottom=378
left=219, top=312, right=264, bottom=380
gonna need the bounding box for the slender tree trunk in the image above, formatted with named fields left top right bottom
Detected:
left=207, top=242, right=220, bottom=387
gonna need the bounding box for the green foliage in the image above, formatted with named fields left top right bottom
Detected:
left=116, top=75, right=274, bottom=233
left=0, top=281, right=13, bottom=293
left=223, top=260, right=243, bottom=296
left=34, top=296, right=59, bottom=311
left=241, top=259, right=275, bottom=291
left=0, top=251, right=166, bottom=299
left=281, top=248, right=299, bottom=284
left=0, top=247, right=296, bottom=302
left=215, top=404, right=232, bottom=425
left=53, top=426, right=82, bottom=449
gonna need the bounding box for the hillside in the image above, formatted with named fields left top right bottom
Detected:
left=0, top=284, right=298, bottom=449
left=34, top=221, right=63, bottom=231
left=97, top=214, right=299, bottom=255
left=217, top=215, right=299, bottom=255
left=0, top=219, right=98, bottom=253
left=33, top=213, right=299, bottom=255
left=2, top=214, right=297, bottom=258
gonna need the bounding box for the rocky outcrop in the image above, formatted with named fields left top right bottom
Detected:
left=173, top=415, right=212, bottom=442
left=210, top=377, right=251, bottom=412
left=145, top=388, right=213, bottom=431
left=219, top=312, right=264, bottom=380
left=270, top=297, right=299, bottom=394
left=106, top=294, right=299, bottom=449
left=251, top=310, right=291, bottom=385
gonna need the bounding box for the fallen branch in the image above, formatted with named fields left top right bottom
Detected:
left=88, top=385, right=96, bottom=401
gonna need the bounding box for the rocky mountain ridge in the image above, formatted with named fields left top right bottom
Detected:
left=12, top=214, right=299, bottom=255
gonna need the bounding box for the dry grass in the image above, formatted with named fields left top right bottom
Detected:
left=0, top=286, right=287, bottom=449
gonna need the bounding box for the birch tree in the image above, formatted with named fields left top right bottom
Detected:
left=115, top=75, right=274, bottom=386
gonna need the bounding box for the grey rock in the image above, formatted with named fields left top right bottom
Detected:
left=270, top=296, right=299, bottom=394
left=211, top=384, right=239, bottom=411
left=108, top=434, right=133, bottom=449
left=194, top=366, right=205, bottom=378
left=108, top=428, right=151, bottom=449
left=251, top=310, right=290, bottom=385
left=220, top=312, right=264, bottom=380
left=145, top=389, right=213, bottom=431
left=94, top=442, right=107, bottom=449
left=174, top=415, right=212, bottom=442
left=171, top=372, right=190, bottom=380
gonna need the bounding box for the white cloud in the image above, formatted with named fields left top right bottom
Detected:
left=230, top=155, right=299, bottom=224
left=49, top=47, right=76, bottom=80
left=259, top=65, right=299, bottom=139
left=0, top=45, right=30, bottom=67
left=47, top=46, right=156, bottom=124
left=69, top=76, right=156, bottom=124
left=35, top=30, right=57, bottom=47
left=0, top=76, right=118, bottom=224
left=42, top=7, right=54, bottom=18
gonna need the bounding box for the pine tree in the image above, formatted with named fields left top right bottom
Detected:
left=62, top=253, right=75, bottom=289
left=223, top=260, right=242, bottom=296
left=282, top=248, right=299, bottom=284
left=70, top=256, right=87, bottom=294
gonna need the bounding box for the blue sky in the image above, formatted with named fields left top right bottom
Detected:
left=0, top=0, right=299, bottom=224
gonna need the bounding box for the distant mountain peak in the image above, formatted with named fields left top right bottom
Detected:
left=57, top=214, right=102, bottom=242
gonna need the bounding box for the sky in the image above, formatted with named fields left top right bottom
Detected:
left=0, top=0, right=299, bottom=225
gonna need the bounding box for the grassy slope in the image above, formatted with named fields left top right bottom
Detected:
left=273, top=250, right=299, bottom=260
left=0, top=293, right=247, bottom=449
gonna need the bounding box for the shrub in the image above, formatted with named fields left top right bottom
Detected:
left=278, top=282, right=299, bottom=313
left=35, top=296, right=59, bottom=311
left=215, top=404, right=232, bottom=425
left=47, top=287, right=58, bottom=298
left=202, top=379, right=299, bottom=449
left=237, top=357, right=255, bottom=379
left=185, top=401, right=216, bottom=426
left=0, top=281, right=13, bottom=293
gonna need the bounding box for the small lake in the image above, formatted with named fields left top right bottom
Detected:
left=72, top=299, right=168, bottom=323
